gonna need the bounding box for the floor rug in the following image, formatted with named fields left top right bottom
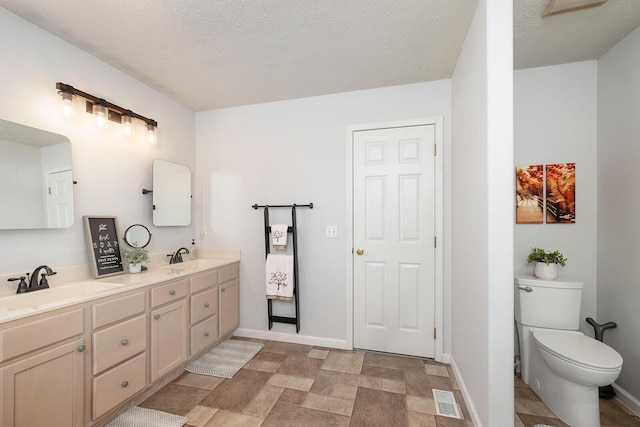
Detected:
left=185, top=339, right=264, bottom=378
left=105, top=406, right=188, bottom=427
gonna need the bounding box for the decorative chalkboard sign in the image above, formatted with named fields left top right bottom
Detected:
left=83, top=215, right=125, bottom=278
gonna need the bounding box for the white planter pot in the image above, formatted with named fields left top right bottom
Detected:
left=534, top=262, right=558, bottom=280
left=128, top=263, right=142, bottom=274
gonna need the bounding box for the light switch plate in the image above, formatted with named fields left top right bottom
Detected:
left=325, top=226, right=338, bottom=238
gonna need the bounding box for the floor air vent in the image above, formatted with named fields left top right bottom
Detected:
left=432, top=389, right=461, bottom=419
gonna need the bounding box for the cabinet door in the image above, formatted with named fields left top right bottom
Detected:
left=219, top=279, right=239, bottom=337
left=1, top=338, right=85, bottom=427
left=150, top=300, right=187, bottom=382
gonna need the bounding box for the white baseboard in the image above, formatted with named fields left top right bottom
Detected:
left=449, top=355, right=482, bottom=427
left=613, top=383, right=640, bottom=416
left=234, top=328, right=349, bottom=350
left=442, top=353, right=451, bottom=364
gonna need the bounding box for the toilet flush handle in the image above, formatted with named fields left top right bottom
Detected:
left=518, top=285, right=533, bottom=293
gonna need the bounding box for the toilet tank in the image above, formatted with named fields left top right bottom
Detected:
left=515, top=276, right=583, bottom=330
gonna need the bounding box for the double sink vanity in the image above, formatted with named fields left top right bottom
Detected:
left=0, top=256, right=240, bottom=427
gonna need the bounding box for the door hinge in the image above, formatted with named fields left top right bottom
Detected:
left=434, top=236, right=437, bottom=248
left=434, top=328, right=437, bottom=339
left=434, top=144, right=437, bottom=156
left=48, top=187, right=51, bottom=195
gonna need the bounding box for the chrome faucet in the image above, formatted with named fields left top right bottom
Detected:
left=8, top=265, right=56, bottom=294
left=168, top=247, right=190, bottom=264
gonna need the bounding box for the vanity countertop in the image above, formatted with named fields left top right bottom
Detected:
left=0, top=257, right=239, bottom=325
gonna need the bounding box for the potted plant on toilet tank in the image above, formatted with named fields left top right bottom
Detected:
left=527, top=247, right=567, bottom=280
left=122, top=245, right=150, bottom=274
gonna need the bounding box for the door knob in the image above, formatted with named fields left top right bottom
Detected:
left=356, top=248, right=364, bottom=256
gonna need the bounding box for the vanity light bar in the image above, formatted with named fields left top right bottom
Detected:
left=56, top=82, right=158, bottom=139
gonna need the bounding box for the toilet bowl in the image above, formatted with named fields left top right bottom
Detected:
left=534, top=329, right=622, bottom=386
left=529, top=329, right=622, bottom=427
left=515, top=276, right=623, bottom=427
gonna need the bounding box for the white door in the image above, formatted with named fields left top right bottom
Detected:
left=46, top=169, right=74, bottom=227
left=353, top=124, right=436, bottom=357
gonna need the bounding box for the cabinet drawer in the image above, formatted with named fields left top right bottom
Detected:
left=150, top=279, right=188, bottom=308
left=190, top=269, right=218, bottom=294
left=92, top=353, right=146, bottom=420
left=190, top=315, right=218, bottom=356
left=0, top=308, right=84, bottom=362
left=190, top=287, right=218, bottom=325
left=219, top=263, right=239, bottom=283
left=92, top=315, right=146, bottom=375
left=92, top=291, right=145, bottom=329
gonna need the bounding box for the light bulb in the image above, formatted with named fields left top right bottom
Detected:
left=60, top=92, right=74, bottom=116
left=122, top=114, right=133, bottom=137
left=94, top=101, right=107, bottom=128
left=146, top=122, right=156, bottom=145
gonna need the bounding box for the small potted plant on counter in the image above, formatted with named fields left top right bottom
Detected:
left=122, top=244, right=150, bottom=274
left=527, top=247, right=567, bottom=280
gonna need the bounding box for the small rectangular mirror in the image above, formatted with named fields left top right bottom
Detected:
left=0, top=119, right=74, bottom=229
left=152, top=159, right=191, bottom=226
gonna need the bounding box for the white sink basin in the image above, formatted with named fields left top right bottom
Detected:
left=160, top=259, right=220, bottom=272
left=0, top=282, right=124, bottom=312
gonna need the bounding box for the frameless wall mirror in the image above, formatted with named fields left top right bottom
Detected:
left=0, top=119, right=74, bottom=229
left=124, top=224, right=152, bottom=248
left=152, top=159, right=191, bottom=226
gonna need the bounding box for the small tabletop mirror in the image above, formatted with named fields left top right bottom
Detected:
left=124, top=224, right=152, bottom=248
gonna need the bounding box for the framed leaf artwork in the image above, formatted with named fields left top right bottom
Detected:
left=546, top=163, right=576, bottom=223
left=516, top=165, right=544, bottom=224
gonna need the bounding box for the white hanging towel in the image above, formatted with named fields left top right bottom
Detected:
left=271, top=224, right=288, bottom=249
left=265, top=254, right=294, bottom=301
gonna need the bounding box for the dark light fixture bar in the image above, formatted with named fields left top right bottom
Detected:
left=56, top=82, right=157, bottom=129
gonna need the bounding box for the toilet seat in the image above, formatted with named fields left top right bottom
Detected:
left=533, top=329, right=622, bottom=371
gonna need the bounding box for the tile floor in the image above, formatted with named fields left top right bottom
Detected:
left=515, top=375, right=640, bottom=427
left=138, top=337, right=640, bottom=427
left=139, top=338, right=473, bottom=426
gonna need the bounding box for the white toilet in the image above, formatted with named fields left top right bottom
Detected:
left=515, top=276, right=623, bottom=427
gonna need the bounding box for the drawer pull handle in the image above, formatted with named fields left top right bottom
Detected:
left=154, top=314, right=160, bottom=320
left=169, top=290, right=176, bottom=295
left=204, top=332, right=209, bottom=337
left=77, top=345, right=86, bottom=352
left=122, top=381, right=129, bottom=388
left=121, top=339, right=129, bottom=346
left=204, top=303, right=210, bottom=308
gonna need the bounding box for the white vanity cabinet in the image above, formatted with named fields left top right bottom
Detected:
left=90, top=291, right=147, bottom=420
left=0, top=308, right=86, bottom=427
left=0, top=258, right=240, bottom=427
left=149, top=278, right=188, bottom=382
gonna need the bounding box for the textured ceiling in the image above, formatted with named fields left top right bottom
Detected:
left=1, top=0, right=640, bottom=111
left=515, top=0, right=640, bottom=69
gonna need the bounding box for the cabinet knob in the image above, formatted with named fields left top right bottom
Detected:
left=121, top=339, right=129, bottom=346
left=221, top=288, right=226, bottom=292
left=169, top=290, right=176, bottom=295
left=77, top=345, right=86, bottom=352
left=204, top=332, right=209, bottom=337
left=121, top=381, right=129, bottom=388
left=204, top=303, right=210, bottom=308
left=154, top=314, right=160, bottom=320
